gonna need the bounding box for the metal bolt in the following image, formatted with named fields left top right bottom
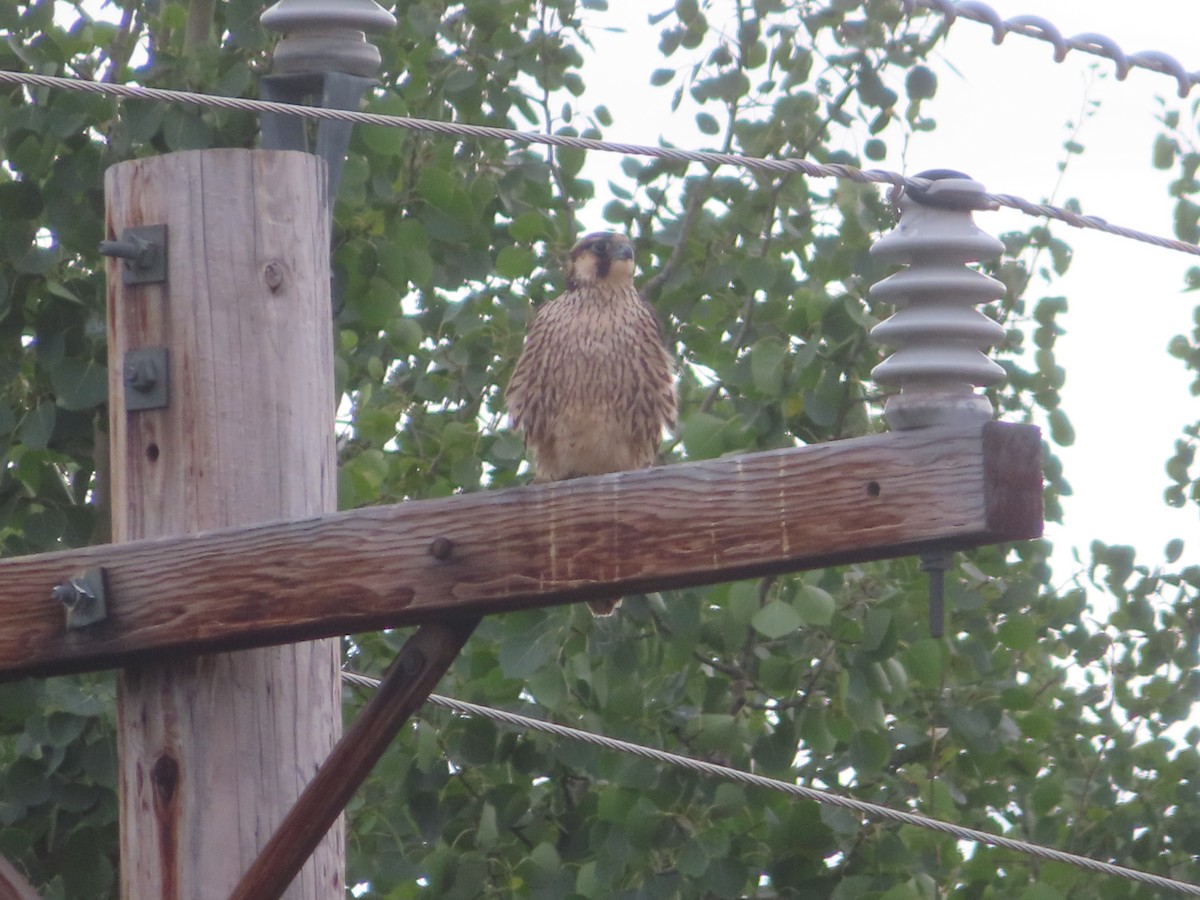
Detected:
left=919, top=551, right=952, bottom=639
left=99, top=235, right=158, bottom=271
left=51, top=578, right=93, bottom=611
left=50, top=568, right=109, bottom=629
left=429, top=536, right=454, bottom=560
left=124, top=357, right=159, bottom=393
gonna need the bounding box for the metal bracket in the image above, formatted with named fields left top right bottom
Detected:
left=51, top=568, right=109, bottom=630
left=260, top=71, right=377, bottom=203
left=99, top=224, right=168, bottom=285
left=124, top=347, right=170, bottom=411
left=919, top=550, right=952, bottom=638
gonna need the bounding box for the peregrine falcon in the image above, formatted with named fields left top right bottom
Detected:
left=505, top=231, right=678, bottom=615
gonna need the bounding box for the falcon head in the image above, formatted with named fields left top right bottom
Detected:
left=566, top=232, right=635, bottom=290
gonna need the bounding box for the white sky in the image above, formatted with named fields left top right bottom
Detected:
left=583, top=1, right=1200, bottom=588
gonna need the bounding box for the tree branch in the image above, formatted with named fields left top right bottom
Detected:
left=184, top=0, right=217, bottom=53
left=101, top=1, right=140, bottom=84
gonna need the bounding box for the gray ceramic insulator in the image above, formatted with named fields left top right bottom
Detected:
left=869, top=177, right=1007, bottom=430
left=261, top=0, right=397, bottom=76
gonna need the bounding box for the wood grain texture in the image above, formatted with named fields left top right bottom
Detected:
left=105, top=150, right=342, bottom=900
left=0, top=421, right=1041, bottom=682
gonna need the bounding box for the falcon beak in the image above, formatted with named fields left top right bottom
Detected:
left=611, top=243, right=634, bottom=261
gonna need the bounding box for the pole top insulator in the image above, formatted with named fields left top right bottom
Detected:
left=261, top=0, right=397, bottom=77
left=868, top=170, right=1007, bottom=430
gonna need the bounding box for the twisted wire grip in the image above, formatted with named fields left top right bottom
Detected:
left=902, top=0, right=1200, bottom=97
left=870, top=170, right=1007, bottom=430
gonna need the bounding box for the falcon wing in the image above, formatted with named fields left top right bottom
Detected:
left=504, top=299, right=552, bottom=442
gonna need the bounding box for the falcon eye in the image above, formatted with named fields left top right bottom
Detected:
left=592, top=239, right=609, bottom=255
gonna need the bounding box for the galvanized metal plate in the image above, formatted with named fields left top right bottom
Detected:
left=124, top=346, right=170, bottom=412
left=103, top=224, right=168, bottom=284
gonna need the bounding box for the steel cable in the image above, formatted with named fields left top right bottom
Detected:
left=341, top=672, right=1200, bottom=897
left=1, top=69, right=1198, bottom=257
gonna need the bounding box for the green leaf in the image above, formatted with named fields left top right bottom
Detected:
left=497, top=628, right=556, bottom=679
left=749, top=335, right=787, bottom=397
left=677, top=839, right=710, bottom=877
left=905, top=65, right=937, bottom=100
left=0, top=181, right=43, bottom=219
left=1166, top=538, right=1184, bottom=562
left=496, top=245, right=533, bottom=279
left=879, top=883, right=922, bottom=900
left=820, top=803, right=861, bottom=835
left=997, top=616, right=1037, bottom=652
left=354, top=277, right=400, bottom=330
left=695, top=111, right=721, bottom=135
left=751, top=601, right=802, bottom=639
left=476, top=802, right=499, bottom=849
left=849, top=728, right=889, bottom=774
left=902, top=638, right=944, bottom=687
left=795, top=585, right=835, bottom=626
left=575, top=860, right=600, bottom=896
left=530, top=842, right=560, bottom=872
left=162, top=108, right=214, bottom=151
left=861, top=607, right=892, bottom=652
left=1048, top=407, right=1075, bottom=446
left=18, top=403, right=56, bottom=450
left=51, top=358, right=108, bottom=411
left=1019, top=885, right=1066, bottom=900
left=509, top=211, right=549, bottom=242
left=1153, top=134, right=1176, bottom=170
left=681, top=410, right=742, bottom=459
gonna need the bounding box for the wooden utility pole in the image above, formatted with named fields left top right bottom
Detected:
left=105, top=149, right=342, bottom=898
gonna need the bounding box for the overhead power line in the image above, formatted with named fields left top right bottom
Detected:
left=0, top=69, right=1197, bottom=257
left=340, top=672, right=1200, bottom=897
left=904, top=0, right=1200, bottom=97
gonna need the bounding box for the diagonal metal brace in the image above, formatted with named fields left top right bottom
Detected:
left=229, top=615, right=480, bottom=900
left=0, top=851, right=43, bottom=900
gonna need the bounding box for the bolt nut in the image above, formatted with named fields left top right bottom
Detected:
left=124, top=359, right=159, bottom=393
left=50, top=568, right=109, bottom=629
left=51, top=579, right=93, bottom=610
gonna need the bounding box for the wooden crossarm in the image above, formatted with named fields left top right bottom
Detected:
left=0, top=421, right=1041, bottom=681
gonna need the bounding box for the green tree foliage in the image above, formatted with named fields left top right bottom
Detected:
left=0, top=1, right=1197, bottom=898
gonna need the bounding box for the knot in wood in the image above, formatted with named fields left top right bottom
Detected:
left=262, top=261, right=285, bottom=292
left=428, top=536, right=454, bottom=560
